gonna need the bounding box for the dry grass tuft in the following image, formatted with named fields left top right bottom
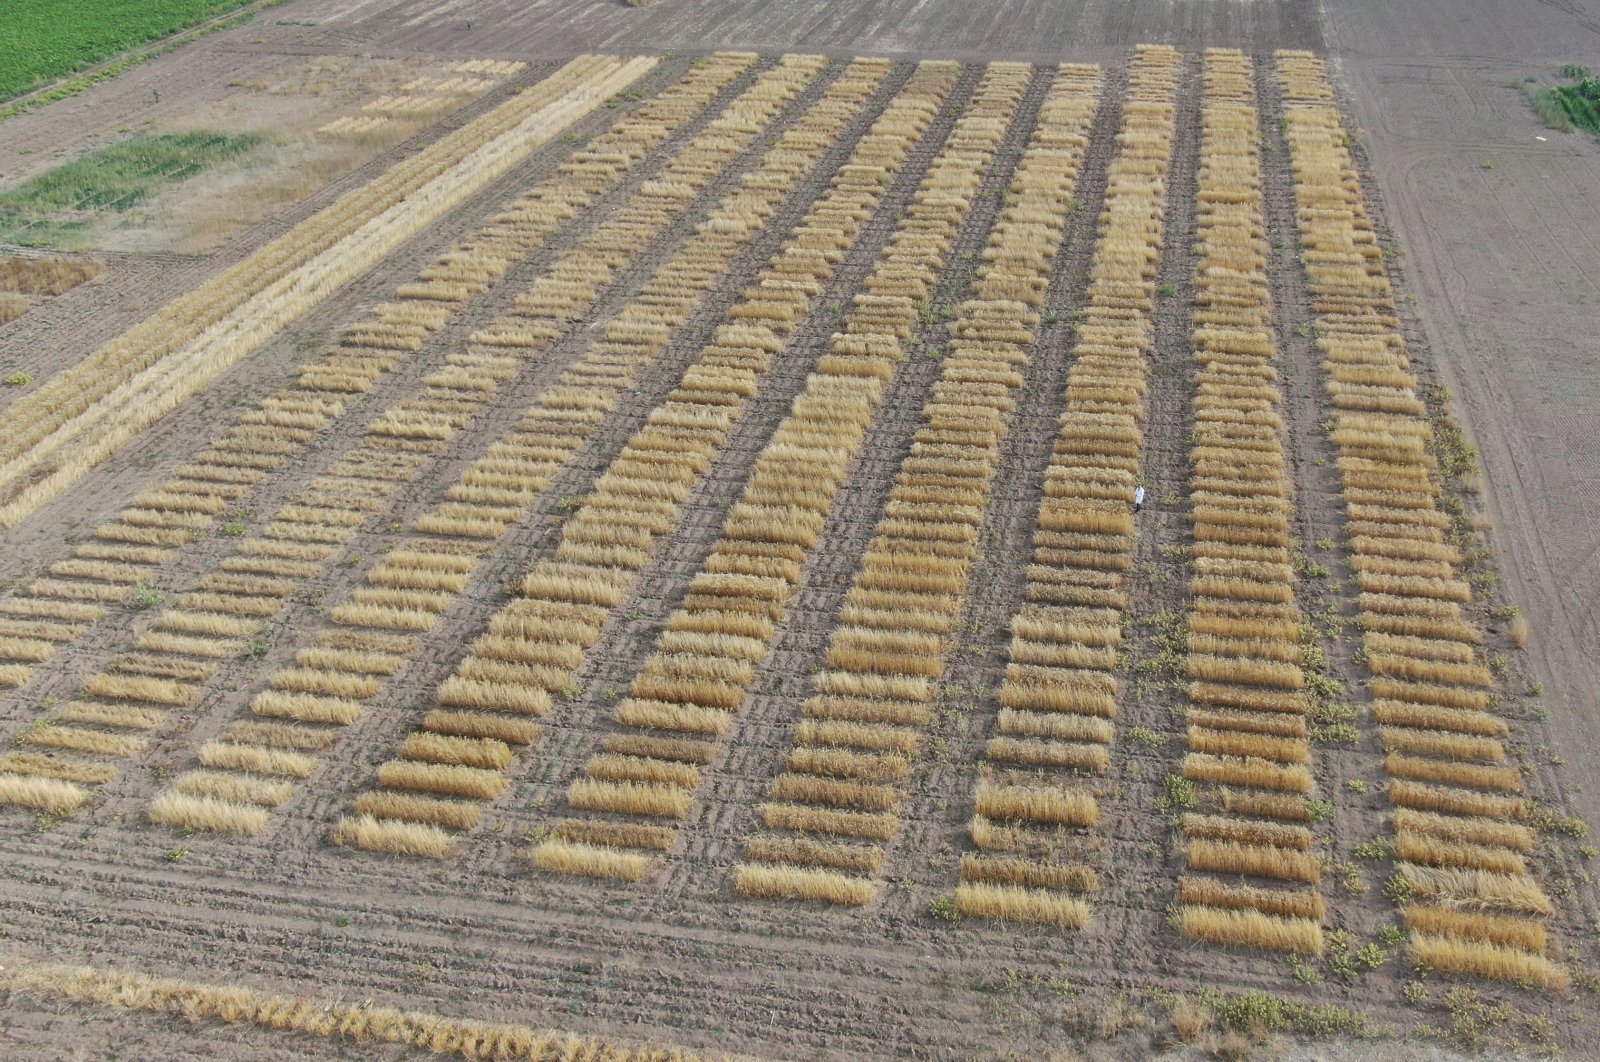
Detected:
left=172, top=770, right=292, bottom=807
left=147, top=792, right=268, bottom=836
left=1410, top=932, right=1568, bottom=990
left=331, top=814, right=452, bottom=858
left=734, top=863, right=875, bottom=905
left=975, top=782, right=1098, bottom=827
left=569, top=779, right=690, bottom=818
left=377, top=760, right=506, bottom=800
left=1403, top=905, right=1546, bottom=952
left=529, top=839, right=651, bottom=881
left=354, top=790, right=480, bottom=830
left=953, top=882, right=1090, bottom=928
left=1180, top=905, right=1323, bottom=955
left=0, top=774, right=87, bottom=814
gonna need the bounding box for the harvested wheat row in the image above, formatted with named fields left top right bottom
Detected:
left=1, top=57, right=770, bottom=818
left=0, top=55, right=662, bottom=530
left=735, top=862, right=878, bottom=905
left=1181, top=905, right=1324, bottom=955
left=1171, top=49, right=1327, bottom=952
left=954, top=45, right=1179, bottom=927
left=535, top=59, right=1027, bottom=884
left=0, top=956, right=725, bottom=1060
left=321, top=58, right=914, bottom=856
left=1278, top=48, right=1562, bottom=986
left=954, top=881, right=1091, bottom=928
left=731, top=63, right=1106, bottom=909
left=0, top=56, right=758, bottom=695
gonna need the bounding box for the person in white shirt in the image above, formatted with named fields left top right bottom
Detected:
left=1134, top=485, right=1146, bottom=514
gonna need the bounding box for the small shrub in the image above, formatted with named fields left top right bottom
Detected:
left=1158, top=774, right=1196, bottom=812
left=1128, top=726, right=1167, bottom=748
left=1353, top=836, right=1390, bottom=861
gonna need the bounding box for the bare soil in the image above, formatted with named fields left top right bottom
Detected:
left=0, top=0, right=1598, bottom=1058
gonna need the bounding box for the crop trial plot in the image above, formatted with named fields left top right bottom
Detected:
left=0, top=24, right=1595, bottom=1060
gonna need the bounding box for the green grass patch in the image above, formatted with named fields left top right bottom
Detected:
left=1525, top=64, right=1600, bottom=139
left=0, top=0, right=261, bottom=102
left=0, top=131, right=263, bottom=247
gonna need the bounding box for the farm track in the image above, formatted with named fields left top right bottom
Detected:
left=282, top=0, right=1326, bottom=60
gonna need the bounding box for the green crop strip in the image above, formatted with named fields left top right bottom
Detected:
left=0, top=132, right=264, bottom=247
left=0, top=0, right=261, bottom=102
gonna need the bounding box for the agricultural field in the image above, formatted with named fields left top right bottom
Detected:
left=0, top=0, right=261, bottom=102
left=0, top=0, right=1598, bottom=1059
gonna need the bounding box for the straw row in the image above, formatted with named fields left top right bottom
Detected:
left=1277, top=51, right=1566, bottom=988
left=733, top=64, right=1104, bottom=910
left=140, top=55, right=886, bottom=840
left=532, top=59, right=1015, bottom=885
left=0, top=54, right=767, bottom=818
left=0, top=55, right=752, bottom=696
left=326, top=56, right=943, bottom=859
left=950, top=44, right=1183, bottom=928
left=0, top=55, right=662, bottom=530
left=0, top=957, right=724, bottom=1062
left=1173, top=49, right=1324, bottom=957
left=321, top=64, right=525, bottom=137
